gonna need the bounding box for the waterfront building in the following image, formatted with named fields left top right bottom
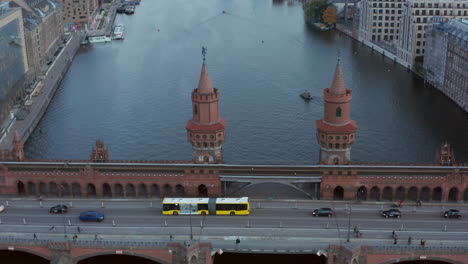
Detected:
left=396, top=0, right=468, bottom=69
left=56, top=0, right=99, bottom=30
left=0, top=1, right=28, bottom=122
left=424, top=18, right=468, bottom=112
left=315, top=59, right=357, bottom=165
left=358, top=0, right=404, bottom=48
left=8, top=0, right=64, bottom=75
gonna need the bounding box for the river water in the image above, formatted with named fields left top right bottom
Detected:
left=25, top=0, right=468, bottom=164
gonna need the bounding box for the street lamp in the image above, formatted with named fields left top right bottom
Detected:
left=346, top=205, right=352, bottom=242
left=59, top=183, right=67, bottom=239
left=189, top=204, right=193, bottom=241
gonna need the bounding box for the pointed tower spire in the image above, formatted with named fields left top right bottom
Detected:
left=330, top=58, right=346, bottom=95
left=197, top=46, right=214, bottom=94
left=186, top=47, right=227, bottom=164
left=12, top=130, right=25, bottom=161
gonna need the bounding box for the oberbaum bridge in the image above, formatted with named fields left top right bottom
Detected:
left=0, top=53, right=466, bottom=264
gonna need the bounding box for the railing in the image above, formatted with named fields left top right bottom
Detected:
left=0, top=236, right=168, bottom=249
left=370, top=245, right=468, bottom=253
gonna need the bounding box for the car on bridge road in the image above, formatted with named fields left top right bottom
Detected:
left=382, top=209, right=401, bottom=218
left=79, top=211, right=105, bottom=222
left=49, top=205, right=68, bottom=214
left=444, top=209, right=461, bottom=219
left=312, top=208, right=333, bottom=217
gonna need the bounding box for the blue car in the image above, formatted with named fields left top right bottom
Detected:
left=79, top=211, right=105, bottom=222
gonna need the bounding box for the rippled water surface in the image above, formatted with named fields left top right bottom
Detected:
left=25, top=0, right=468, bottom=164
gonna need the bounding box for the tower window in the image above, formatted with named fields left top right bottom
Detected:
left=335, top=143, right=340, bottom=148
left=194, top=105, right=198, bottom=115
left=336, top=107, right=342, bottom=117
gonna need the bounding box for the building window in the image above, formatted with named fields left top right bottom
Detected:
left=336, top=107, right=342, bottom=117
left=194, top=105, right=198, bottom=115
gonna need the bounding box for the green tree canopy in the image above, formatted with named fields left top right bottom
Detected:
left=303, top=0, right=329, bottom=22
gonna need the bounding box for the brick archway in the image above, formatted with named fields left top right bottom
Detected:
left=74, top=251, right=170, bottom=264
left=395, top=186, right=405, bottom=200
left=433, top=187, right=442, bottom=201
left=376, top=256, right=464, bottom=264
left=175, top=184, right=185, bottom=196
left=49, top=182, right=59, bottom=197
left=357, top=186, right=367, bottom=200
left=369, top=186, right=380, bottom=201
left=138, top=184, right=148, bottom=198
left=103, top=183, right=112, bottom=197
left=448, top=187, right=459, bottom=202
left=72, top=182, right=81, bottom=197
left=163, top=184, right=173, bottom=197
left=198, top=184, right=208, bottom=197
left=17, top=181, right=25, bottom=195
left=0, top=248, right=51, bottom=262
left=382, top=186, right=392, bottom=200
left=420, top=187, right=430, bottom=201
left=126, top=184, right=136, bottom=197
left=114, top=184, right=124, bottom=197
left=150, top=184, right=160, bottom=197
left=27, top=181, right=37, bottom=196
left=333, top=186, right=344, bottom=200
left=408, top=186, right=418, bottom=201
left=61, top=182, right=70, bottom=196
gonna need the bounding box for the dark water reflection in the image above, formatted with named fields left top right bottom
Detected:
left=25, top=0, right=468, bottom=164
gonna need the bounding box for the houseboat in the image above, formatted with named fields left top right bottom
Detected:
left=113, top=24, right=125, bottom=40
left=88, top=36, right=112, bottom=43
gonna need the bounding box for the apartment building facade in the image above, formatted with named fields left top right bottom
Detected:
left=396, top=0, right=468, bottom=68
left=0, top=2, right=29, bottom=121
left=56, top=0, right=99, bottom=30
left=359, top=0, right=405, bottom=45
left=9, top=0, right=64, bottom=74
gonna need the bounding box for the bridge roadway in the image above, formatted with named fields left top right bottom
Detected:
left=0, top=198, right=466, bottom=252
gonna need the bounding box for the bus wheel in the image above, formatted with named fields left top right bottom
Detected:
left=230, top=211, right=235, bottom=216
left=201, top=211, right=207, bottom=215
left=173, top=211, right=178, bottom=215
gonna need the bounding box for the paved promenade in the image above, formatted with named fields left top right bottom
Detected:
left=0, top=32, right=83, bottom=150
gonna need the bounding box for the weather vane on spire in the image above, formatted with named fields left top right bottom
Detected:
left=202, top=46, right=207, bottom=62
left=336, top=48, right=341, bottom=63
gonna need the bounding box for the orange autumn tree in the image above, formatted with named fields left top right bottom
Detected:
left=323, top=6, right=337, bottom=25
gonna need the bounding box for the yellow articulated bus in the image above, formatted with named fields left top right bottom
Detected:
left=162, top=197, right=250, bottom=216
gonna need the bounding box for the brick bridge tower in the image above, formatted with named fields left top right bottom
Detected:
left=186, top=47, right=227, bottom=164
left=316, top=59, right=357, bottom=165
left=12, top=130, right=25, bottom=161
left=436, top=143, right=455, bottom=166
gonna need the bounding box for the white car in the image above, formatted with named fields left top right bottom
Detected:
left=0, top=205, right=4, bottom=213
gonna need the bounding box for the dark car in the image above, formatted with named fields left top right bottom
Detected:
left=444, top=209, right=461, bottom=218
left=312, top=207, right=333, bottom=217
left=79, top=211, right=105, bottom=222
left=49, top=204, right=68, bottom=214
left=116, top=5, right=127, bottom=13
left=382, top=209, right=401, bottom=218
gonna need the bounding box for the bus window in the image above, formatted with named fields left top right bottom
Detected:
left=198, top=203, right=208, bottom=211
left=163, top=204, right=179, bottom=211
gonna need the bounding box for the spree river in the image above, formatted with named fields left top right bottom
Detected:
left=25, top=0, right=468, bottom=164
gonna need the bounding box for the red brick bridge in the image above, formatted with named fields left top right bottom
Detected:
left=1, top=238, right=467, bottom=264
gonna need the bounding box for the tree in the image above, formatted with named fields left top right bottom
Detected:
left=303, top=0, right=328, bottom=23
left=323, top=6, right=337, bottom=25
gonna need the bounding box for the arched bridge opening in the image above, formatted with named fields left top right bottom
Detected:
left=77, top=253, right=163, bottom=264
left=0, top=250, right=49, bottom=264
left=213, top=252, right=326, bottom=264
left=380, top=258, right=463, bottom=264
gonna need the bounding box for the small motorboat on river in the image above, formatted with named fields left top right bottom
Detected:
left=300, top=90, right=312, bottom=100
